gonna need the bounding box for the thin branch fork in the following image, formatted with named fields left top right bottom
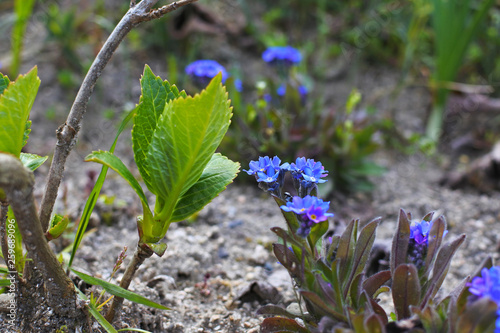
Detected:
left=39, top=0, right=198, bottom=231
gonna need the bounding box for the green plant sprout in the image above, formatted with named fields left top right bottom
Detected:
left=86, top=65, right=239, bottom=322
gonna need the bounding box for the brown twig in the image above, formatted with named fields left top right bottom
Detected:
left=39, top=0, right=198, bottom=231
left=0, top=153, right=76, bottom=316
left=105, top=245, right=153, bottom=323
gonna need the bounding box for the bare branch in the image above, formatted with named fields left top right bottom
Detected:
left=39, top=0, right=197, bottom=231
left=0, top=153, right=75, bottom=316
left=140, top=0, right=199, bottom=21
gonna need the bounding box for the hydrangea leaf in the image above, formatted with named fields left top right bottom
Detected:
left=146, top=74, right=232, bottom=225
left=0, top=67, right=40, bottom=157
left=132, top=65, right=186, bottom=193
left=0, top=73, right=10, bottom=95
left=46, top=214, right=69, bottom=240
left=169, top=153, right=239, bottom=223
left=20, top=152, right=48, bottom=171
left=85, top=150, right=150, bottom=215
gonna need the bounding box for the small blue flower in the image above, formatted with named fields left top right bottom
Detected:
left=234, top=78, right=243, bottom=92
left=244, top=156, right=283, bottom=175
left=302, top=166, right=328, bottom=184
left=256, top=166, right=280, bottom=183
left=468, top=267, right=500, bottom=303
left=467, top=266, right=500, bottom=332
left=185, top=60, right=228, bottom=84
left=262, top=46, right=302, bottom=66
left=277, top=85, right=308, bottom=99
left=281, top=195, right=333, bottom=236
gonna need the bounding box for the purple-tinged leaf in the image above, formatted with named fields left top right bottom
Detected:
left=271, top=227, right=306, bottom=249
left=363, top=270, right=391, bottom=298
left=422, top=211, right=435, bottom=222
left=456, top=297, right=498, bottom=333
left=349, top=273, right=364, bottom=309
left=364, top=313, right=386, bottom=333
left=256, top=305, right=299, bottom=319
left=273, top=243, right=302, bottom=280
left=260, top=317, right=310, bottom=333
left=412, top=305, right=442, bottom=333
left=391, top=209, right=411, bottom=275
left=326, top=235, right=340, bottom=260
left=392, top=264, right=421, bottom=320
left=316, top=274, right=338, bottom=308
left=423, top=215, right=446, bottom=277
left=422, top=234, right=466, bottom=302
left=337, top=219, right=357, bottom=280
left=300, top=290, right=347, bottom=322
left=370, top=298, right=388, bottom=324
left=344, top=218, right=380, bottom=298
left=348, top=308, right=366, bottom=332
left=444, top=277, right=470, bottom=333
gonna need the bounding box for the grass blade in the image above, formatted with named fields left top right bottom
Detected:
left=68, top=107, right=136, bottom=268
left=72, top=269, right=169, bottom=311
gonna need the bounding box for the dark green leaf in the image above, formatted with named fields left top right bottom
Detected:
left=392, top=264, right=420, bottom=320
left=308, top=220, right=328, bottom=251
left=256, top=305, right=299, bottom=319
left=456, top=297, right=498, bottom=333
left=391, top=209, right=410, bottom=275
left=71, top=269, right=169, bottom=310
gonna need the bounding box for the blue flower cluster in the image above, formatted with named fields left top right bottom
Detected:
left=262, top=46, right=302, bottom=66
left=246, top=156, right=332, bottom=237
left=408, top=220, right=447, bottom=268
left=281, top=195, right=333, bottom=237
left=467, top=267, right=500, bottom=332
left=185, top=60, right=228, bottom=84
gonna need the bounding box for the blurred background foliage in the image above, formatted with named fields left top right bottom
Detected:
left=1, top=0, right=500, bottom=196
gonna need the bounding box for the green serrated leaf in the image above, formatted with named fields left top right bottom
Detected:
left=71, top=269, right=169, bottom=311
left=132, top=65, right=185, bottom=193
left=22, top=120, right=31, bottom=147
left=0, top=67, right=40, bottom=157
left=85, top=150, right=150, bottom=214
left=170, top=153, right=239, bottom=222
left=47, top=214, right=69, bottom=240
left=147, top=74, right=232, bottom=226
left=0, top=73, right=10, bottom=95
left=19, top=152, right=48, bottom=171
